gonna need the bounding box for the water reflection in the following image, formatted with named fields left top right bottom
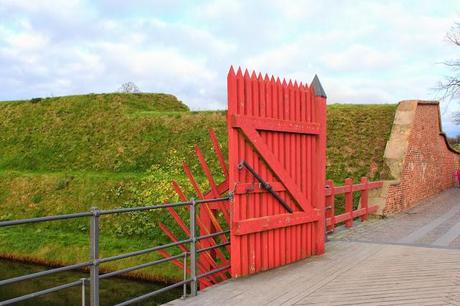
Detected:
left=0, top=260, right=181, bottom=305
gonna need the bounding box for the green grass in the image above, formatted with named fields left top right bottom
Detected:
left=326, top=104, right=396, bottom=184
left=0, top=93, right=223, bottom=173
left=0, top=94, right=396, bottom=281
left=0, top=226, right=181, bottom=283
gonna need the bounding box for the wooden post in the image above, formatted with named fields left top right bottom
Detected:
left=344, top=178, right=353, bottom=228
left=325, top=179, right=335, bottom=233
left=360, top=177, right=369, bottom=221
left=314, top=76, right=327, bottom=255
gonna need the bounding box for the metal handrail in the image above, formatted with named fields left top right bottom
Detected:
left=0, top=212, right=93, bottom=227
left=0, top=196, right=231, bottom=306
left=196, top=229, right=230, bottom=241
left=0, top=261, right=93, bottom=286
left=115, top=279, right=192, bottom=306
left=99, top=252, right=186, bottom=280
left=196, top=242, right=231, bottom=254
left=98, top=239, right=192, bottom=264
left=0, top=280, right=84, bottom=305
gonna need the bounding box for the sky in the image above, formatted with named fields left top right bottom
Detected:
left=1, top=0, right=460, bottom=136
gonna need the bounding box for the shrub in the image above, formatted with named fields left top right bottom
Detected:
left=30, top=98, right=42, bottom=103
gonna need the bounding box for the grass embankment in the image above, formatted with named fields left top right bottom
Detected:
left=0, top=94, right=396, bottom=281
left=326, top=104, right=395, bottom=183
left=0, top=93, right=226, bottom=281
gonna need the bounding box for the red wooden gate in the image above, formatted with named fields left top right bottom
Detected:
left=227, top=67, right=327, bottom=277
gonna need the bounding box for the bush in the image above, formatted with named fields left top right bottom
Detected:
left=30, top=98, right=42, bottom=103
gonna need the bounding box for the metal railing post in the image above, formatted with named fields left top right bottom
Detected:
left=80, top=278, right=86, bottom=306
left=90, top=207, right=100, bottom=306
left=189, top=199, right=197, bottom=296
left=182, top=252, right=187, bottom=299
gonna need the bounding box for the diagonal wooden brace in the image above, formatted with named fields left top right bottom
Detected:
left=235, top=121, right=313, bottom=214
left=238, top=160, right=293, bottom=213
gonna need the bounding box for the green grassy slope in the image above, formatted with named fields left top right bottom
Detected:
left=326, top=104, right=396, bottom=183
left=0, top=94, right=396, bottom=281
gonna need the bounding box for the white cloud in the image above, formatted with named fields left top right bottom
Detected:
left=0, top=0, right=460, bottom=136
left=321, top=45, right=402, bottom=71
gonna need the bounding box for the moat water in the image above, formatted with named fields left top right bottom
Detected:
left=0, top=259, right=181, bottom=305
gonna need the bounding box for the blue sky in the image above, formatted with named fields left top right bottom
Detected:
left=1, top=0, right=460, bottom=136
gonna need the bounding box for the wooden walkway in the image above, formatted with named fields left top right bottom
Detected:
left=168, top=189, right=460, bottom=305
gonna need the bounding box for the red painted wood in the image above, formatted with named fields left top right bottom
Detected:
left=327, top=205, right=379, bottom=225
left=195, top=145, right=231, bottom=224
left=360, top=177, right=369, bottom=221
left=238, top=124, right=310, bottom=213
left=325, top=179, right=335, bottom=233
left=231, top=115, right=320, bottom=135
left=158, top=128, right=231, bottom=290
left=158, top=223, right=226, bottom=282
left=234, top=182, right=285, bottom=194
left=325, top=181, right=383, bottom=195
left=266, top=74, right=275, bottom=270
left=344, top=178, right=353, bottom=228
left=229, top=67, right=240, bottom=275
left=306, top=84, right=312, bottom=258
left=233, top=213, right=320, bottom=236
left=170, top=181, right=229, bottom=250
left=208, top=128, right=229, bottom=179
left=182, top=161, right=205, bottom=199
left=324, top=178, right=382, bottom=228
left=156, top=249, right=214, bottom=287
left=228, top=67, right=326, bottom=277
left=274, top=76, right=282, bottom=268
left=315, top=90, right=327, bottom=255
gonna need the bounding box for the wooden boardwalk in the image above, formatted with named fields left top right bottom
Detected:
left=168, top=189, right=460, bottom=305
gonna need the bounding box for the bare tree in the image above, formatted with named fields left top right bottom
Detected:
left=452, top=112, right=460, bottom=125
left=118, top=82, right=141, bottom=93
left=439, top=23, right=460, bottom=101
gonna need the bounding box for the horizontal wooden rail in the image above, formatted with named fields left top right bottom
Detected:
left=325, top=181, right=383, bottom=196
left=325, top=177, right=383, bottom=233
left=233, top=212, right=320, bottom=236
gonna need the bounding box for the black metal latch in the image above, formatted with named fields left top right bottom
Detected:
left=238, top=160, right=293, bottom=214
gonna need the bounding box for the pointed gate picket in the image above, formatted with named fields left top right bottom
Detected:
left=158, top=67, right=328, bottom=284
left=227, top=67, right=327, bottom=277
left=157, top=129, right=231, bottom=289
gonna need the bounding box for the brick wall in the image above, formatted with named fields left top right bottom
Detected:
left=383, top=102, right=459, bottom=214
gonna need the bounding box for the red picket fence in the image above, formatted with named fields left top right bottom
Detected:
left=157, top=67, right=385, bottom=291
left=228, top=67, right=327, bottom=277
left=325, top=177, right=383, bottom=233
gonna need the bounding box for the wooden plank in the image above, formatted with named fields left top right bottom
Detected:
left=228, top=66, right=241, bottom=277
left=158, top=223, right=226, bottom=282
left=281, top=79, right=289, bottom=265
left=195, top=145, right=230, bottom=224
left=325, top=181, right=383, bottom=196
left=233, top=212, right=320, bottom=236
left=156, top=249, right=214, bottom=287
left=326, top=205, right=378, bottom=226
left=258, top=73, right=268, bottom=271
left=231, top=114, right=320, bottom=135
left=325, top=179, right=335, bottom=233
left=208, top=128, right=229, bottom=179
left=234, top=182, right=285, bottom=194
left=168, top=240, right=460, bottom=305
left=238, top=123, right=311, bottom=213
left=265, top=74, right=275, bottom=270
left=344, top=178, right=353, bottom=228
left=360, top=177, right=369, bottom=221
left=182, top=161, right=204, bottom=199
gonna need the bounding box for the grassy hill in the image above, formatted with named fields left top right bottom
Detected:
left=0, top=94, right=396, bottom=281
